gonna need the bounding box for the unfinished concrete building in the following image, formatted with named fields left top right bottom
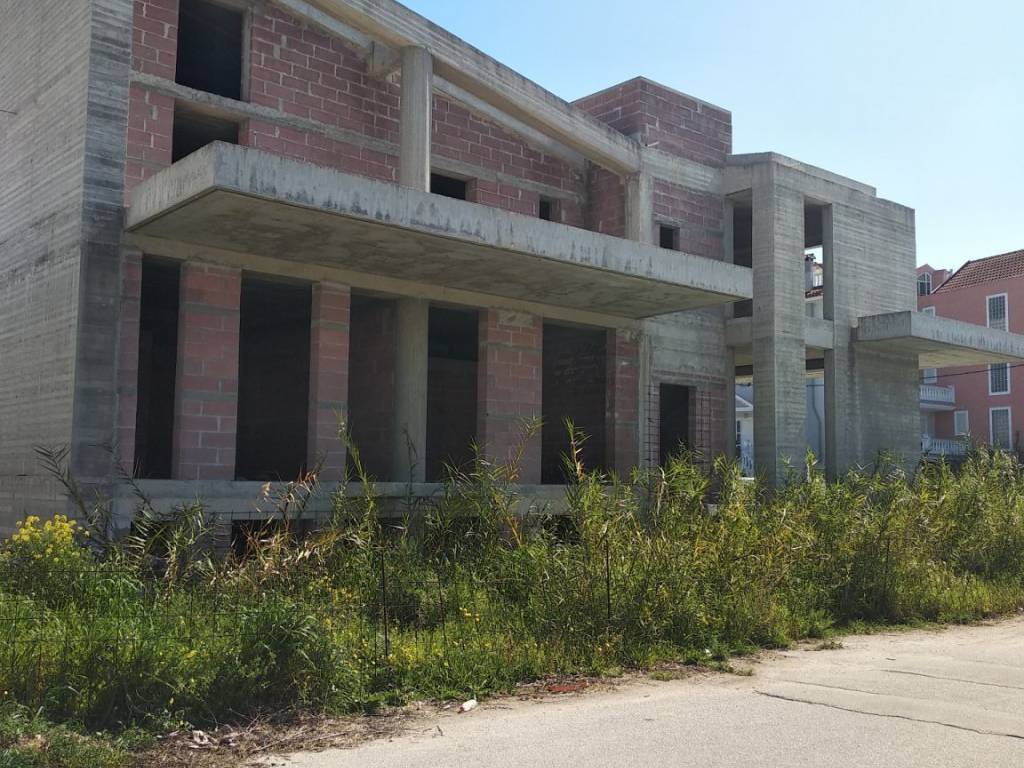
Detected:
left=3, top=0, right=1024, bottom=531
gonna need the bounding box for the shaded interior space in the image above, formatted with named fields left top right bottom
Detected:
left=538, top=197, right=555, bottom=221
left=658, top=383, right=692, bottom=466
left=347, top=296, right=396, bottom=480
left=541, top=324, right=608, bottom=483
left=430, top=173, right=468, bottom=200
left=659, top=224, right=680, bottom=251
left=731, top=202, right=753, bottom=318
left=172, top=104, right=240, bottom=163
left=230, top=519, right=285, bottom=559
left=805, top=364, right=827, bottom=468
left=235, top=276, right=312, bottom=481
left=134, top=258, right=181, bottom=478
left=426, top=307, right=478, bottom=481
left=175, top=0, right=244, bottom=100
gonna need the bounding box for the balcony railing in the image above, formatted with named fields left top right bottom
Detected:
left=920, top=383, right=955, bottom=407
left=921, top=436, right=968, bottom=458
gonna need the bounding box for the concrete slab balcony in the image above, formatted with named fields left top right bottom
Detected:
left=125, top=143, right=752, bottom=319
left=855, top=311, right=1024, bottom=368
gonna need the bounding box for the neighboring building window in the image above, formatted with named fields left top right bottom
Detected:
left=989, top=363, right=1010, bottom=395
left=954, top=410, right=969, bottom=436
left=922, top=368, right=937, bottom=384
left=987, top=293, right=1008, bottom=331
left=917, top=273, right=931, bottom=296
left=921, top=306, right=936, bottom=316
left=990, top=407, right=1012, bottom=450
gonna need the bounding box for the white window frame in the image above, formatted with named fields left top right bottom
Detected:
left=954, top=410, right=969, bottom=436
left=922, top=368, right=938, bottom=384
left=989, top=406, right=1012, bottom=450
left=988, top=362, right=1011, bottom=395
left=921, top=306, right=936, bottom=316
left=986, top=292, right=1008, bottom=332
left=917, top=273, right=932, bottom=296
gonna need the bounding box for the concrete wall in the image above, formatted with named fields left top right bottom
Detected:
left=0, top=0, right=132, bottom=533
left=826, top=190, right=919, bottom=474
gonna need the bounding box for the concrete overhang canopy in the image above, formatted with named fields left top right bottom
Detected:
left=855, top=311, right=1024, bottom=368
left=126, top=143, right=752, bottom=318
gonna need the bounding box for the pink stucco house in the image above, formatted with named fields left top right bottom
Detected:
left=918, top=251, right=1024, bottom=456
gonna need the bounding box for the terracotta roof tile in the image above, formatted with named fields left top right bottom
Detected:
left=935, top=249, right=1024, bottom=293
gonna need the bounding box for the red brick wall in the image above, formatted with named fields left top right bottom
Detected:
left=586, top=165, right=626, bottom=237
left=125, top=84, right=174, bottom=201
left=477, top=309, right=543, bottom=483
left=653, top=180, right=725, bottom=261
left=606, top=329, right=640, bottom=477
left=308, top=283, right=350, bottom=481
left=116, top=251, right=143, bottom=474
left=132, top=0, right=178, bottom=80
left=575, top=78, right=732, bottom=167
left=172, top=263, right=241, bottom=481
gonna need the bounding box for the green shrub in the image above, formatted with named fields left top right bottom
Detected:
left=1, top=442, right=1023, bottom=736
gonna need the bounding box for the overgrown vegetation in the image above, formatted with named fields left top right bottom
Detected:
left=2, top=430, right=1024, bottom=766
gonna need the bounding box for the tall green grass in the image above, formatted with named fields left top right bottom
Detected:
left=1, top=439, right=1023, bottom=737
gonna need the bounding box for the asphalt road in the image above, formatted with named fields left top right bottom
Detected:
left=266, top=616, right=1024, bottom=767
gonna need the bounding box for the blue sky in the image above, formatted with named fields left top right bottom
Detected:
left=403, top=0, right=1023, bottom=270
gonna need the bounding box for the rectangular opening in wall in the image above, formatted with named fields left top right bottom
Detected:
left=539, top=197, right=556, bottom=221
left=658, top=383, right=691, bottom=466
left=659, top=224, right=679, bottom=251
left=134, top=257, right=181, bottom=479
left=172, top=104, right=240, bottom=162
left=235, top=276, right=312, bottom=480
left=426, top=307, right=479, bottom=481
left=541, top=324, right=608, bottom=483
left=347, top=296, right=396, bottom=480
left=732, top=203, right=753, bottom=318
left=430, top=173, right=468, bottom=200
left=176, top=0, right=244, bottom=100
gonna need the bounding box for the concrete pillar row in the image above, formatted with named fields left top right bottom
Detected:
left=750, top=177, right=807, bottom=486
left=391, top=298, right=430, bottom=482
left=307, top=283, right=351, bottom=481
left=399, top=46, right=433, bottom=191
left=172, top=262, right=241, bottom=481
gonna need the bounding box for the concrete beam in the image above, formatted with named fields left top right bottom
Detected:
left=302, top=0, right=641, bottom=173
left=126, top=143, right=753, bottom=318
left=399, top=46, right=432, bottom=190
left=855, top=311, right=1024, bottom=367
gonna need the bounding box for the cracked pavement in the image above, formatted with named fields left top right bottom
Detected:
left=266, top=616, right=1024, bottom=767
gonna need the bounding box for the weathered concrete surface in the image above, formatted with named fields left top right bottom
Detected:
left=125, top=143, right=753, bottom=318
left=268, top=617, right=1024, bottom=768
left=856, top=311, right=1024, bottom=367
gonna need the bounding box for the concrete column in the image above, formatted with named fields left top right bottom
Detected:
left=399, top=46, right=433, bottom=191
left=625, top=171, right=654, bottom=245
left=605, top=329, right=641, bottom=477
left=172, top=263, right=241, bottom=481
left=116, top=249, right=143, bottom=475
left=391, top=298, right=429, bottom=482
left=723, top=198, right=736, bottom=318
left=477, top=309, right=543, bottom=483
left=751, top=175, right=806, bottom=486
left=307, top=283, right=351, bottom=481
